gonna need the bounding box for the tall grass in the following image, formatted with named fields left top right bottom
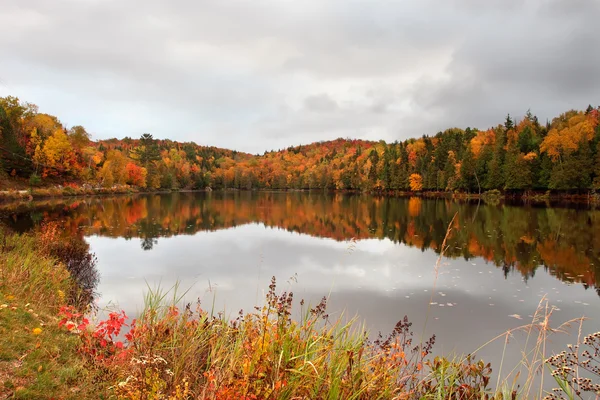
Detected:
left=85, top=277, right=596, bottom=399
left=110, top=279, right=444, bottom=399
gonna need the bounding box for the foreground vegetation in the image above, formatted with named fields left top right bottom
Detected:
left=1, top=224, right=599, bottom=399
left=2, top=96, right=600, bottom=195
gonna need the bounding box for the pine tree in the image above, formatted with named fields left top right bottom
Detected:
left=505, top=114, right=514, bottom=131
left=486, top=128, right=506, bottom=189
left=504, top=146, right=531, bottom=190
left=131, top=134, right=162, bottom=189
left=459, top=145, right=478, bottom=192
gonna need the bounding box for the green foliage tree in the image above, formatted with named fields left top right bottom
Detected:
left=459, top=145, right=478, bottom=192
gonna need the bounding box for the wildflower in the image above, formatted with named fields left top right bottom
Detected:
left=32, top=327, right=43, bottom=335
left=57, top=290, right=65, bottom=300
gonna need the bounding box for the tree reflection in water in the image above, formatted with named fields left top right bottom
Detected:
left=2, top=191, right=599, bottom=295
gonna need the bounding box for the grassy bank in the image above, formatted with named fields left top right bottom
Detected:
left=0, top=226, right=100, bottom=399
left=1, top=226, right=599, bottom=399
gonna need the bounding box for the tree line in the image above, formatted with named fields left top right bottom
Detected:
left=1, top=95, right=599, bottom=192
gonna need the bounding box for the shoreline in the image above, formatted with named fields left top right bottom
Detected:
left=1, top=184, right=599, bottom=208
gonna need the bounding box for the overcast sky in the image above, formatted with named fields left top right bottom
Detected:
left=1, top=0, right=598, bottom=154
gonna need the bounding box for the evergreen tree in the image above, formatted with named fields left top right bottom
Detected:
left=504, top=146, right=532, bottom=190
left=550, top=139, right=593, bottom=190
left=486, top=128, right=506, bottom=189
left=594, top=142, right=600, bottom=189
left=443, top=151, right=458, bottom=191
left=381, top=147, right=391, bottom=189
left=586, top=104, right=594, bottom=115
left=504, top=114, right=514, bottom=131
left=131, top=133, right=162, bottom=189
left=459, top=145, right=478, bottom=192
left=476, top=144, right=493, bottom=190
left=517, top=125, right=536, bottom=153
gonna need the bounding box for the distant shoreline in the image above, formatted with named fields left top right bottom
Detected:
left=1, top=183, right=599, bottom=207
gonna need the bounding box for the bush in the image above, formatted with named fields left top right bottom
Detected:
left=29, top=173, right=42, bottom=187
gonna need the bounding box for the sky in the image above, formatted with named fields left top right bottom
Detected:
left=1, top=0, right=598, bottom=154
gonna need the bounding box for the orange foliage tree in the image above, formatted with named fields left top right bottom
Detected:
left=126, top=162, right=148, bottom=188
left=409, top=173, right=423, bottom=191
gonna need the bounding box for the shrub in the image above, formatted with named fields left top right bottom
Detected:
left=29, top=173, right=42, bottom=187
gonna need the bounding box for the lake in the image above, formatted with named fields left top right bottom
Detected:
left=2, top=191, right=600, bottom=386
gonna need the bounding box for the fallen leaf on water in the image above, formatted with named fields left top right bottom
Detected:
left=508, top=314, right=522, bottom=320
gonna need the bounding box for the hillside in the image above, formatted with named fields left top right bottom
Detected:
left=1, top=95, right=599, bottom=193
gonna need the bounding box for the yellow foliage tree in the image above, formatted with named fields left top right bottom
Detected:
left=409, top=173, right=423, bottom=191
left=97, top=150, right=128, bottom=187
left=540, top=112, right=598, bottom=161
left=470, top=129, right=495, bottom=157
left=39, top=129, right=75, bottom=176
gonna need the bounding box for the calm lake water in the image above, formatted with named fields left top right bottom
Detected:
left=3, top=191, right=600, bottom=385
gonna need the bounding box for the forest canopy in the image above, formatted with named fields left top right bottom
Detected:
left=1, top=95, right=599, bottom=192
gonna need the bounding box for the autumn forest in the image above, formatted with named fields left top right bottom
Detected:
left=1, top=95, right=600, bottom=193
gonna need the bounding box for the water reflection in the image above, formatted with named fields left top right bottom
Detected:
left=2, top=191, right=599, bottom=293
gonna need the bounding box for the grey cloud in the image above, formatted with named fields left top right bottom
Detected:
left=540, top=0, right=600, bottom=17
left=403, top=0, right=600, bottom=135
left=0, top=0, right=598, bottom=153
left=304, top=93, right=338, bottom=113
